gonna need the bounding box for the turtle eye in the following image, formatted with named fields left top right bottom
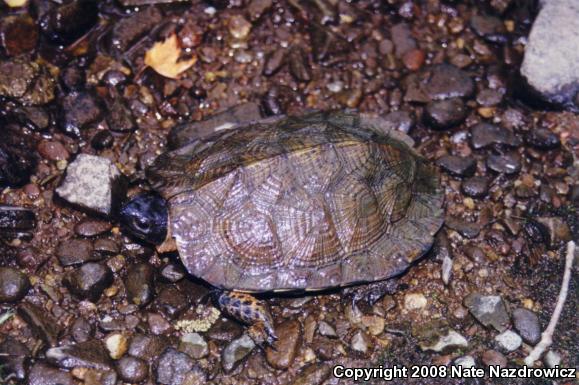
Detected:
left=133, top=217, right=151, bottom=233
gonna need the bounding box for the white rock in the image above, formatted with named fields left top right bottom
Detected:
left=543, top=350, right=562, bottom=368
left=404, top=293, right=427, bottom=310
left=454, top=355, right=476, bottom=369
left=520, top=0, right=579, bottom=109
left=494, top=330, right=522, bottom=352
left=421, top=329, right=468, bottom=352
left=56, top=154, right=127, bottom=216
left=105, top=333, right=128, bottom=359
left=350, top=331, right=369, bottom=354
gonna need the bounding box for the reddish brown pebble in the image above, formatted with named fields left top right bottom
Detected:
left=402, top=49, right=425, bottom=71
left=23, top=183, right=40, bottom=199
left=37, top=140, right=69, bottom=161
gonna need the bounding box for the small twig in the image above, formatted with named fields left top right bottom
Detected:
left=524, top=241, right=576, bottom=366
left=0, top=311, right=14, bottom=325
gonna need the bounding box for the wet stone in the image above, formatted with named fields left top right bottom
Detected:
left=93, top=239, right=120, bottom=257
left=179, top=332, right=208, bottom=359
left=102, top=70, right=128, bottom=87
left=208, top=318, right=244, bottom=342
left=126, top=263, right=155, bottom=307
left=46, top=339, right=113, bottom=371
left=60, top=92, right=103, bottom=137
left=0, top=14, right=38, bottom=56
left=56, top=154, right=128, bottom=217
left=266, top=319, right=302, bottom=369
left=382, top=110, right=415, bottom=134
left=18, top=106, right=51, bottom=131
left=222, top=334, right=256, bottom=372
left=391, top=23, right=416, bottom=57
left=40, top=0, right=98, bottom=45
left=28, top=363, right=75, bottom=385
left=0, top=125, right=37, bottom=187
left=424, top=64, right=475, bottom=101
left=156, top=347, right=195, bottom=385
left=160, top=263, right=186, bottom=283
left=91, top=130, right=115, bottom=150
left=0, top=266, right=30, bottom=302
left=148, top=312, right=172, bottom=335
left=477, top=89, right=503, bottom=106
left=402, top=49, right=425, bottom=71
left=482, top=349, right=507, bottom=367
left=0, top=336, right=30, bottom=380
left=470, top=123, right=521, bottom=149
left=106, top=97, right=136, bottom=132
left=17, top=302, right=61, bottom=347
left=292, top=364, right=331, bottom=385
left=436, top=155, right=476, bottom=177
left=74, top=220, right=112, bottom=237
left=288, top=47, right=312, bottom=82
left=487, top=152, right=521, bottom=174
left=153, top=286, right=189, bottom=319
left=116, top=356, right=148, bottom=383
left=526, top=128, right=560, bottom=150
left=248, top=0, right=273, bottom=20
left=60, top=65, right=85, bottom=92
left=309, top=23, right=350, bottom=62
left=263, top=48, right=286, bottom=76
left=318, top=321, right=337, bottom=338
left=425, top=98, right=467, bottom=129
left=56, top=239, right=96, bottom=266
left=0, top=57, right=38, bottom=99
left=37, top=140, right=69, bottom=161
left=512, top=308, right=541, bottom=344
left=71, top=317, right=94, bottom=343
left=64, top=262, right=113, bottom=302
left=446, top=217, right=481, bottom=238
left=110, top=6, right=163, bottom=55
left=470, top=14, right=507, bottom=44
left=462, top=176, right=490, bottom=198
left=463, top=293, right=510, bottom=332
left=0, top=205, right=35, bottom=234
left=128, top=334, right=170, bottom=362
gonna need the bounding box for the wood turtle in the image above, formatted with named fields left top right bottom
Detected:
left=120, top=111, right=444, bottom=344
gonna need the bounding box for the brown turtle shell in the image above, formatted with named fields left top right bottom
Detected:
left=148, top=112, right=444, bottom=292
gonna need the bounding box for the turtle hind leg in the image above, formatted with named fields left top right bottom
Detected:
left=215, top=291, right=277, bottom=346
left=346, top=278, right=400, bottom=308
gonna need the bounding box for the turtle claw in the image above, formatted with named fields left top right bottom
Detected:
left=215, top=290, right=277, bottom=347
left=248, top=322, right=278, bottom=348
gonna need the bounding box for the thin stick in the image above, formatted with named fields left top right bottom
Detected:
left=524, top=241, right=576, bottom=366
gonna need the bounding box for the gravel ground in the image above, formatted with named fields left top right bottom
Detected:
left=0, top=1, right=577, bottom=385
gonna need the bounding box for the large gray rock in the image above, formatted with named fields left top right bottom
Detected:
left=56, top=154, right=127, bottom=217
left=521, top=0, right=579, bottom=110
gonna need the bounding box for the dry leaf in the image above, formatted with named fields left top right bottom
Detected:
left=144, top=33, right=196, bottom=79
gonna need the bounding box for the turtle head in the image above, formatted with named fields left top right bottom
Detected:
left=120, top=193, right=168, bottom=245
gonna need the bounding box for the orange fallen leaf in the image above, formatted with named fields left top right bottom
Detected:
left=144, top=33, right=196, bottom=79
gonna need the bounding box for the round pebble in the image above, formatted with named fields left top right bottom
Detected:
left=117, top=356, right=148, bottom=383
left=0, top=267, right=30, bottom=302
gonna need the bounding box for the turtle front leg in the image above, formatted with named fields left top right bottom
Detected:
left=215, top=291, right=277, bottom=346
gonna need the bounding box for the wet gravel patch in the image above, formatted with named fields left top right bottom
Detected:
left=0, top=0, right=577, bottom=384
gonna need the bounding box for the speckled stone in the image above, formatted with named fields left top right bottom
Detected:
left=56, top=154, right=127, bottom=216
